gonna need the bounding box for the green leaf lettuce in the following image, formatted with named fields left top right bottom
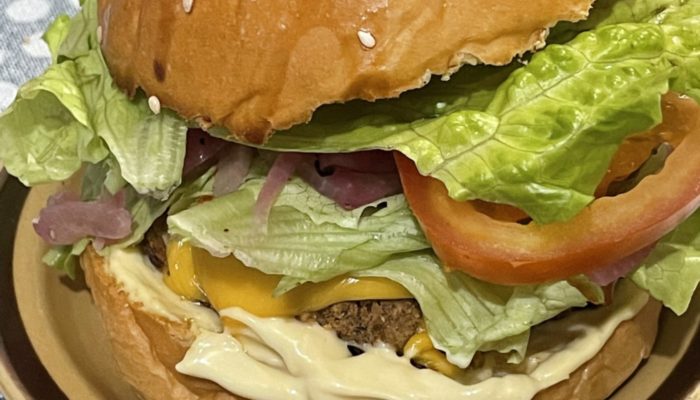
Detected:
left=263, top=4, right=700, bottom=223
left=632, top=211, right=700, bottom=314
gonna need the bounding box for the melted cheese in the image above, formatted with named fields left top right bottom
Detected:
left=177, top=281, right=649, bottom=400
left=165, top=241, right=412, bottom=317
left=106, top=248, right=221, bottom=333
left=163, top=240, right=207, bottom=302
left=404, top=332, right=461, bottom=377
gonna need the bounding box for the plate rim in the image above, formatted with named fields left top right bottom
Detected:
left=0, top=179, right=65, bottom=400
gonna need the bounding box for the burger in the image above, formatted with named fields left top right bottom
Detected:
left=1, top=0, right=699, bottom=399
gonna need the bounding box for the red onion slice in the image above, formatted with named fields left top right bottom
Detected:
left=254, top=151, right=402, bottom=226
left=297, top=160, right=402, bottom=210
left=214, top=145, right=255, bottom=197
left=254, top=153, right=304, bottom=227
left=183, top=129, right=228, bottom=175
left=586, top=243, right=657, bottom=286
left=317, top=151, right=397, bottom=174
left=34, top=191, right=132, bottom=245
left=47, top=191, right=80, bottom=206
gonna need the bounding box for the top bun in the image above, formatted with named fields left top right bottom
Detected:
left=98, top=0, right=592, bottom=143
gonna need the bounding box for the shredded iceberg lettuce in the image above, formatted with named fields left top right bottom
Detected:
left=0, top=0, right=187, bottom=198
left=354, top=254, right=588, bottom=367
left=168, top=177, right=430, bottom=286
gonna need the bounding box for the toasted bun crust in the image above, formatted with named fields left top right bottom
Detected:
left=534, top=299, right=661, bottom=400
left=97, top=0, right=592, bottom=143
left=81, top=247, right=239, bottom=400
left=81, top=246, right=661, bottom=400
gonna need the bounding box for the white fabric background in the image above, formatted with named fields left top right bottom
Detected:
left=0, top=0, right=78, bottom=190
left=0, top=0, right=78, bottom=110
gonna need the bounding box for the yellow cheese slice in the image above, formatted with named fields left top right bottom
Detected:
left=165, top=240, right=412, bottom=317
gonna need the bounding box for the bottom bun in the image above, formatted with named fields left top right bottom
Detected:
left=82, top=246, right=238, bottom=400
left=81, top=246, right=661, bottom=400
left=533, top=298, right=661, bottom=400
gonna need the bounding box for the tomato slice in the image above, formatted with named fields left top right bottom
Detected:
left=596, top=99, right=689, bottom=196
left=396, top=93, right=700, bottom=285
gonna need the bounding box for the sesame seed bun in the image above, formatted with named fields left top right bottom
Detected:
left=97, top=0, right=592, bottom=143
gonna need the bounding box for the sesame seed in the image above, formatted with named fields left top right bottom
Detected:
left=96, top=26, right=103, bottom=44
left=182, top=0, right=193, bottom=13
left=49, top=229, right=56, bottom=240
left=357, top=30, right=376, bottom=49
left=148, top=96, right=161, bottom=115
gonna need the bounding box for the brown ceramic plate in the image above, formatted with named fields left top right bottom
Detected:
left=1, top=180, right=699, bottom=399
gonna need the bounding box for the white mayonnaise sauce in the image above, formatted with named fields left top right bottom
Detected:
left=176, top=281, right=649, bottom=400
left=107, top=248, right=221, bottom=333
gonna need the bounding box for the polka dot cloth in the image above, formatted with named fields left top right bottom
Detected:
left=0, top=0, right=78, bottom=187
left=0, top=0, right=78, bottom=112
